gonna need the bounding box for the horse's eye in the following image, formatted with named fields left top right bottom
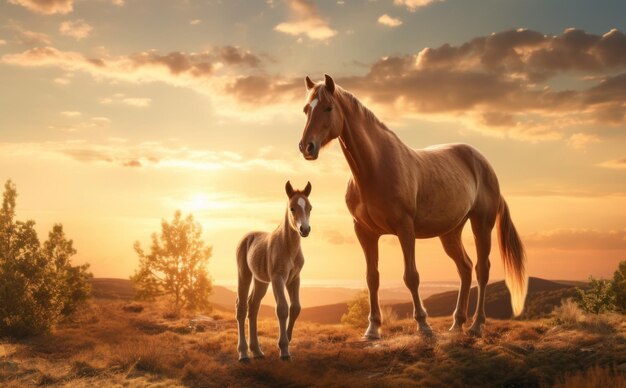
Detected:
left=290, top=207, right=294, bottom=212
left=325, top=106, right=333, bottom=112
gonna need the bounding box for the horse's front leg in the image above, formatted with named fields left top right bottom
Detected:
left=286, top=276, right=301, bottom=342
left=271, top=275, right=291, bottom=360
left=397, top=218, right=432, bottom=335
left=354, top=221, right=382, bottom=339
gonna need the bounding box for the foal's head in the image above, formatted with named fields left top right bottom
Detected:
left=285, top=181, right=312, bottom=237
left=298, top=74, right=344, bottom=160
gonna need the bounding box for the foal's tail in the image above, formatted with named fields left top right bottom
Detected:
left=497, top=196, right=528, bottom=317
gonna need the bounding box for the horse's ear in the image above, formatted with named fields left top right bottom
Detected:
left=285, top=181, right=295, bottom=198
left=303, top=181, right=312, bottom=197
left=305, top=76, right=315, bottom=91
left=324, top=74, right=335, bottom=94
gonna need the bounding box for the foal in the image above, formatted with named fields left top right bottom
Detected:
left=236, top=181, right=312, bottom=362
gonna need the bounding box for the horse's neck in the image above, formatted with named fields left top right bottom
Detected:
left=337, top=100, right=398, bottom=184
left=273, top=209, right=300, bottom=254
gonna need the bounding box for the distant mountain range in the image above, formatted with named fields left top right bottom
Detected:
left=90, top=277, right=582, bottom=323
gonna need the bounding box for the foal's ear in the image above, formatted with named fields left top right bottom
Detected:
left=303, top=181, right=312, bottom=197
left=285, top=181, right=295, bottom=198
left=305, top=76, right=315, bottom=91
left=324, top=74, right=335, bottom=94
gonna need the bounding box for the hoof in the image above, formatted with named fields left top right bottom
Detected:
left=253, top=354, right=265, bottom=359
left=280, top=355, right=292, bottom=362
left=362, top=333, right=381, bottom=341
left=468, top=323, right=484, bottom=337
left=363, top=325, right=381, bottom=340
left=449, top=322, right=464, bottom=332
left=238, top=357, right=250, bottom=364
left=418, top=321, right=433, bottom=336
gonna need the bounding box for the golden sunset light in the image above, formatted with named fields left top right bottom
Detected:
left=1, top=0, right=625, bottom=290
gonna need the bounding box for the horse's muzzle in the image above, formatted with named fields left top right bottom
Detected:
left=299, top=140, right=318, bottom=160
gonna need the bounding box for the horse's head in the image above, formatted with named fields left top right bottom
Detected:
left=285, top=180, right=312, bottom=237
left=298, top=74, right=343, bottom=160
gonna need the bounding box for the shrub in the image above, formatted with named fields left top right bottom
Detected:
left=0, top=180, right=92, bottom=338
left=341, top=290, right=369, bottom=328
left=552, top=298, right=583, bottom=325
left=612, top=260, right=626, bottom=313
left=575, top=277, right=616, bottom=314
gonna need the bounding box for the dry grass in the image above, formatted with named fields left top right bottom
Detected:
left=0, top=298, right=625, bottom=387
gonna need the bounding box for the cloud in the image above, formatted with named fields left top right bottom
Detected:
left=567, top=133, right=600, bottom=150
left=48, top=116, right=111, bottom=132
left=121, top=97, right=151, bottom=107
left=60, top=110, right=81, bottom=117
left=9, top=0, right=74, bottom=15
left=59, top=20, right=92, bottom=40
left=335, top=28, right=626, bottom=140
left=525, top=228, right=626, bottom=251
left=274, top=0, right=337, bottom=41
left=393, top=0, right=444, bottom=12
left=598, top=157, right=626, bottom=169
left=224, top=75, right=302, bottom=105
left=378, top=14, right=402, bottom=27
left=9, top=22, right=52, bottom=46
left=2, top=45, right=262, bottom=93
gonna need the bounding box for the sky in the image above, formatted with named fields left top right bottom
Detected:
left=0, top=0, right=625, bottom=287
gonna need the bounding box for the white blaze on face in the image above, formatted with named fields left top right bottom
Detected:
left=296, top=197, right=308, bottom=230
left=309, top=98, right=319, bottom=112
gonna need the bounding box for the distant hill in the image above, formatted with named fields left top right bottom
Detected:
left=295, top=277, right=581, bottom=324
left=91, top=278, right=135, bottom=300
left=392, top=277, right=575, bottom=320
left=90, top=277, right=580, bottom=324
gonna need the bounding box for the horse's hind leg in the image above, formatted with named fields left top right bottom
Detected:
left=468, top=213, right=496, bottom=337
left=236, top=246, right=253, bottom=362
left=248, top=279, right=269, bottom=358
left=439, top=223, right=473, bottom=332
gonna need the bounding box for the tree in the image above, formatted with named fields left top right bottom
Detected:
left=612, top=260, right=626, bottom=313
left=575, top=277, right=616, bottom=314
left=131, top=210, right=212, bottom=313
left=341, top=290, right=370, bottom=328
left=0, top=180, right=92, bottom=337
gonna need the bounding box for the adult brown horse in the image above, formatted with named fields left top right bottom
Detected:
left=298, top=74, right=527, bottom=338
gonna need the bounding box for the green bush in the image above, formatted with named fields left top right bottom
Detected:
left=341, top=290, right=369, bottom=328
left=611, top=261, right=626, bottom=313
left=0, top=180, right=92, bottom=337
left=575, top=260, right=626, bottom=315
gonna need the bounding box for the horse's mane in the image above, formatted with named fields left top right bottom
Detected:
left=316, top=84, right=392, bottom=133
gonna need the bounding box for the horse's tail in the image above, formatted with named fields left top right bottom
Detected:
left=497, top=195, right=528, bottom=317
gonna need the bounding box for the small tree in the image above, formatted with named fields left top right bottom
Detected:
left=0, top=180, right=92, bottom=337
left=341, top=290, right=370, bottom=328
left=575, top=277, right=616, bottom=314
left=611, top=260, right=626, bottom=313
left=131, top=210, right=212, bottom=313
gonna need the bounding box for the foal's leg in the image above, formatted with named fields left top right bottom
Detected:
left=248, top=279, right=269, bottom=358
left=439, top=224, right=473, bottom=332
left=354, top=222, right=382, bottom=339
left=236, top=264, right=253, bottom=362
left=271, top=275, right=291, bottom=360
left=468, top=217, right=495, bottom=337
left=286, top=276, right=301, bottom=342
left=397, top=219, right=431, bottom=334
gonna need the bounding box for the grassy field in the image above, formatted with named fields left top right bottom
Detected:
left=1, top=298, right=625, bottom=387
